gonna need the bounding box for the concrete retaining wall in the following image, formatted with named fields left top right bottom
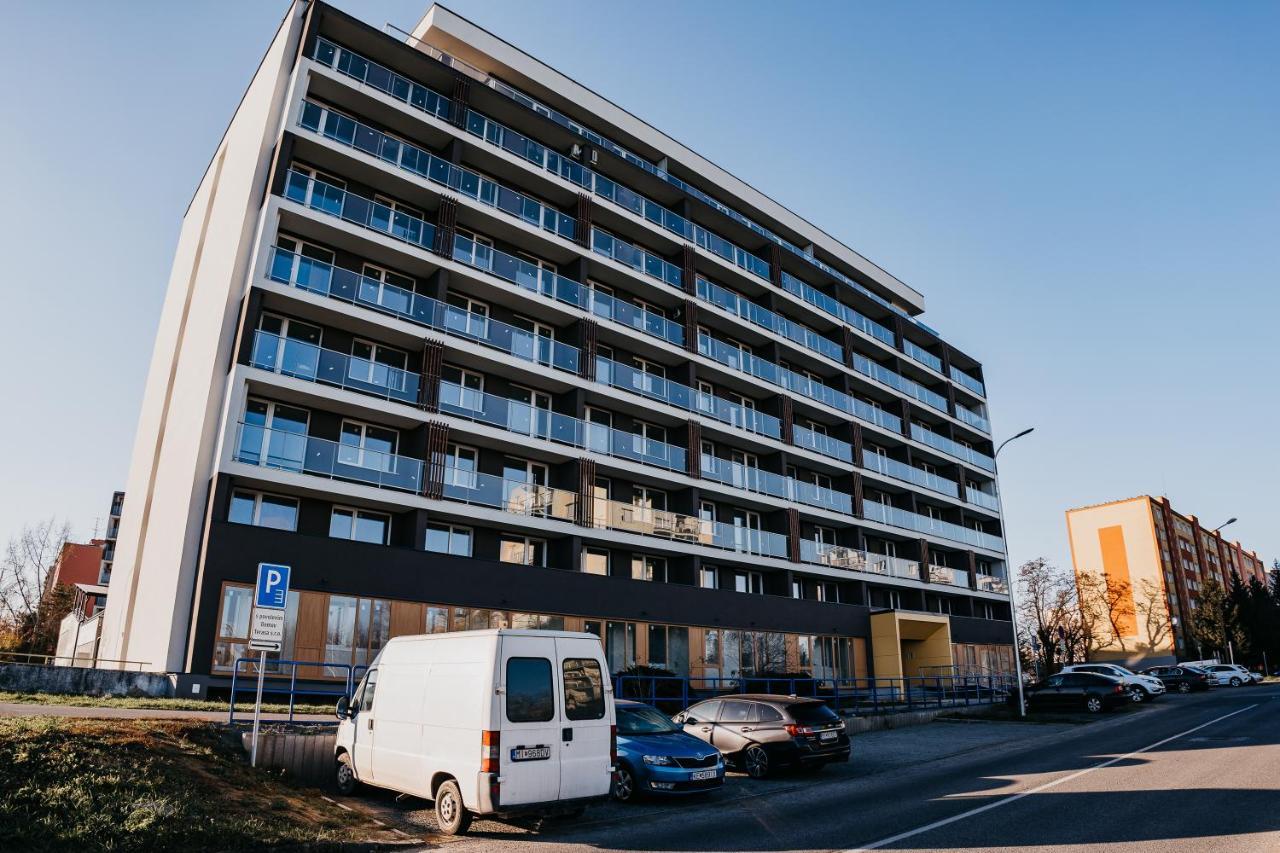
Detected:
left=846, top=701, right=996, bottom=733
left=0, top=662, right=174, bottom=698
left=243, top=729, right=337, bottom=785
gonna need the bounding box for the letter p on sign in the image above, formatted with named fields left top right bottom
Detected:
left=255, top=563, right=291, bottom=610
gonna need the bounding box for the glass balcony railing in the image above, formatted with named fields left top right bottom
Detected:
left=267, top=247, right=581, bottom=374
left=700, top=458, right=853, bottom=515
left=929, top=565, right=971, bottom=588
left=950, top=366, right=986, bottom=398
left=863, top=501, right=1004, bottom=551
left=695, top=277, right=844, bottom=364
left=955, top=404, right=990, bottom=433
left=234, top=423, right=423, bottom=492
left=861, top=451, right=959, bottom=498
left=590, top=230, right=683, bottom=289
left=438, top=381, right=687, bottom=474
left=594, top=356, right=782, bottom=439
left=965, top=487, right=1001, bottom=512
left=779, top=271, right=895, bottom=347
left=799, top=541, right=921, bottom=580
left=284, top=170, right=436, bottom=252
left=909, top=423, right=996, bottom=472
left=440, top=466, right=788, bottom=559
left=249, top=330, right=420, bottom=405
left=300, top=100, right=575, bottom=241
left=313, top=37, right=452, bottom=122
left=450, top=234, right=684, bottom=347
left=852, top=353, right=949, bottom=414
left=793, top=425, right=853, bottom=463
left=903, top=339, right=943, bottom=373
left=976, top=571, right=1009, bottom=594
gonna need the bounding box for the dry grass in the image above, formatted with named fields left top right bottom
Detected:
left=0, top=690, right=334, bottom=715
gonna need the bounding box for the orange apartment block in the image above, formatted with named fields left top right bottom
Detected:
left=1065, top=495, right=1267, bottom=666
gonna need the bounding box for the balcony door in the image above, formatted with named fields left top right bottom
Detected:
left=358, top=262, right=415, bottom=315
left=239, top=399, right=309, bottom=471
left=730, top=508, right=762, bottom=554
left=584, top=407, right=612, bottom=455
left=510, top=385, right=553, bottom=439
left=503, top=457, right=550, bottom=515
left=511, top=315, right=556, bottom=366
left=338, top=420, right=399, bottom=472
left=255, top=314, right=322, bottom=379
left=348, top=339, right=409, bottom=393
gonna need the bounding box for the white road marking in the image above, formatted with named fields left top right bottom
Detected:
left=842, top=703, right=1259, bottom=852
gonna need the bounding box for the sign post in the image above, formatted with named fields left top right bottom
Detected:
left=249, top=563, right=290, bottom=767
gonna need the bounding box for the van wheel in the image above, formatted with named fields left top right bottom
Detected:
left=434, top=780, right=471, bottom=835
left=612, top=764, right=637, bottom=802
left=743, top=745, right=771, bottom=778
left=335, top=753, right=358, bottom=796
left=1085, top=696, right=1103, bottom=713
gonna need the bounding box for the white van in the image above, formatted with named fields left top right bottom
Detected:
left=333, top=629, right=615, bottom=834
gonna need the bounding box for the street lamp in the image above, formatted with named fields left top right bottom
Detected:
left=1213, top=518, right=1237, bottom=533
left=993, top=427, right=1034, bottom=717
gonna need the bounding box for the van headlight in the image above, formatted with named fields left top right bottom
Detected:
left=643, top=755, right=675, bottom=766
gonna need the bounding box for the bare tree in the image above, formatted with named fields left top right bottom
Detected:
left=1016, top=558, right=1078, bottom=676
left=0, top=518, right=72, bottom=653
left=1134, top=578, right=1172, bottom=654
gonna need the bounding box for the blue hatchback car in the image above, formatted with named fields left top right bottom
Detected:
left=612, top=700, right=725, bottom=801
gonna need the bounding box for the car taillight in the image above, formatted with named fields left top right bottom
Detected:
left=610, top=724, right=618, bottom=766
left=785, top=724, right=815, bottom=736
left=481, top=730, right=500, bottom=773
left=1114, top=685, right=1125, bottom=694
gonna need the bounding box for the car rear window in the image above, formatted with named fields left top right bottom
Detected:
left=787, top=702, right=837, bottom=724
left=563, top=658, right=605, bottom=720
left=506, top=657, right=554, bottom=723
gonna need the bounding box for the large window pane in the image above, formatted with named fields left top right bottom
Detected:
left=506, top=657, right=554, bottom=722
left=325, top=595, right=357, bottom=676
left=229, top=492, right=256, bottom=525
left=219, top=586, right=252, bottom=639
left=563, top=658, right=605, bottom=720
left=258, top=495, right=299, bottom=531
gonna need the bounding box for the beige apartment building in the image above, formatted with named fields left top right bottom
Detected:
left=1066, top=495, right=1268, bottom=665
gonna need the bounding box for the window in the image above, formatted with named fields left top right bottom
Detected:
left=425, top=523, right=472, bottom=556
left=441, top=365, right=485, bottom=411
left=330, top=507, right=390, bottom=545
left=445, top=292, right=489, bottom=338
left=229, top=490, right=298, bottom=531
left=647, top=625, right=689, bottom=674
left=500, top=535, right=546, bottom=566
left=358, top=262, right=415, bottom=312
left=700, top=566, right=718, bottom=589
left=442, top=443, right=479, bottom=487
left=720, top=700, right=756, bottom=723
left=255, top=314, right=323, bottom=377
left=734, top=571, right=764, bottom=594
left=563, top=658, right=605, bottom=720
left=582, top=548, right=609, bottom=576
left=631, top=554, right=667, bottom=582
left=632, top=486, right=667, bottom=512
left=506, top=658, right=554, bottom=722
left=606, top=621, right=637, bottom=671
left=238, top=399, right=309, bottom=469
left=358, top=669, right=378, bottom=713
left=349, top=339, right=408, bottom=390
left=339, top=420, right=398, bottom=471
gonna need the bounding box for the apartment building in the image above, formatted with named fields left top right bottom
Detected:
left=99, top=491, right=124, bottom=586
left=45, top=540, right=107, bottom=618
left=1066, top=495, right=1268, bottom=665
left=97, top=2, right=1013, bottom=690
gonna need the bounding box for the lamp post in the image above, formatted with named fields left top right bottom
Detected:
left=1213, top=518, right=1237, bottom=533
left=993, top=427, right=1034, bottom=716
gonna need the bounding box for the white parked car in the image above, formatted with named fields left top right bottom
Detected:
left=1059, top=663, right=1166, bottom=703
left=1198, top=663, right=1261, bottom=687
left=334, top=629, right=616, bottom=834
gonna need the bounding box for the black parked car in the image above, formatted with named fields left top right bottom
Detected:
left=1141, top=665, right=1212, bottom=694
left=1023, top=672, right=1129, bottom=713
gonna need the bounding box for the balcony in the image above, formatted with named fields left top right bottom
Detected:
left=450, top=234, right=684, bottom=347
left=267, top=247, right=580, bottom=373
left=909, top=423, right=995, bottom=472
left=695, top=276, right=844, bottom=364
left=903, top=339, right=943, bottom=373
left=313, top=37, right=452, bottom=123
left=591, top=229, right=682, bottom=289
left=950, top=366, right=986, bottom=398
left=440, top=467, right=789, bottom=559
left=799, top=540, right=922, bottom=581
left=234, top=423, right=423, bottom=493
left=975, top=571, right=1009, bottom=594
left=700, top=458, right=853, bottom=515
left=780, top=271, right=896, bottom=347
left=299, top=100, right=576, bottom=241
left=594, top=356, right=782, bottom=439
left=250, top=330, right=421, bottom=405
left=862, top=500, right=1004, bottom=552
left=852, top=353, right=948, bottom=414
left=283, top=170, right=435, bottom=253
left=928, top=565, right=971, bottom=588
left=438, top=381, right=687, bottom=474
left=793, top=425, right=853, bottom=463
left=861, top=450, right=959, bottom=499
left=965, top=486, right=1001, bottom=512
left=955, top=403, right=990, bottom=434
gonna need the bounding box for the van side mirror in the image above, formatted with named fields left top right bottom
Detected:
left=335, top=695, right=350, bottom=719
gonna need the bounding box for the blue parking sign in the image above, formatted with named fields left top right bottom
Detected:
left=255, top=563, right=291, bottom=610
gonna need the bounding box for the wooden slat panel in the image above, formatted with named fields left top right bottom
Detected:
left=293, top=591, right=328, bottom=679
left=390, top=601, right=426, bottom=638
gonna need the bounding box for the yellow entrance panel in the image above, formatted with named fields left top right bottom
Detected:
left=870, top=610, right=953, bottom=680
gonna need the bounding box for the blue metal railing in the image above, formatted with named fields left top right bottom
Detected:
left=613, top=673, right=1015, bottom=716
left=227, top=657, right=369, bottom=724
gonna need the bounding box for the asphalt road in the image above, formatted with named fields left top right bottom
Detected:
left=424, top=683, right=1280, bottom=852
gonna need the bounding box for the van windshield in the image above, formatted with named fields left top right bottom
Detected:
left=617, top=705, right=680, bottom=735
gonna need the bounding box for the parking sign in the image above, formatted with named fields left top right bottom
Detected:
left=255, top=563, right=291, bottom=610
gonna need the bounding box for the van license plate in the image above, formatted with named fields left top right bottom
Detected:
left=819, top=730, right=838, bottom=741
left=511, top=746, right=551, bottom=761
left=689, top=769, right=718, bottom=781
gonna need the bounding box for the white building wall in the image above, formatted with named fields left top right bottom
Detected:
left=97, top=2, right=309, bottom=672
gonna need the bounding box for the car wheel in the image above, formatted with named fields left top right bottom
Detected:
left=1085, top=696, right=1104, bottom=713
left=1177, top=681, right=1192, bottom=694
left=335, top=752, right=359, bottom=795
left=1128, top=687, right=1146, bottom=704
left=434, top=780, right=472, bottom=836
left=1229, top=677, right=1242, bottom=687
left=612, top=764, right=637, bottom=803
left=742, top=745, right=771, bottom=779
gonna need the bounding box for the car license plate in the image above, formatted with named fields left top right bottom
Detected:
left=819, top=730, right=838, bottom=741
left=689, top=769, right=718, bottom=781
left=510, top=746, right=551, bottom=761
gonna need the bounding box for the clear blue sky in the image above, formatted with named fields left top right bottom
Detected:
left=0, top=1, right=1275, bottom=573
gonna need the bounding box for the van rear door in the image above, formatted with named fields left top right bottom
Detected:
left=498, top=634, right=561, bottom=806
left=556, top=636, right=612, bottom=801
